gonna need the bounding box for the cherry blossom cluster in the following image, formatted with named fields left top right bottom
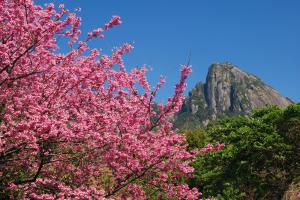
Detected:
left=105, top=16, right=122, bottom=30
left=0, top=0, right=206, bottom=199
left=201, top=143, right=225, bottom=154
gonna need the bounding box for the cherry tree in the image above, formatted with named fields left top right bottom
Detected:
left=0, top=0, right=206, bottom=199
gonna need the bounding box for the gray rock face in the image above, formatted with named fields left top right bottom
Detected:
left=175, top=62, right=293, bottom=129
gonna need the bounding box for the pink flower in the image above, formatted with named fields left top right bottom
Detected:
left=87, top=28, right=104, bottom=38
left=215, top=143, right=225, bottom=151
left=0, top=1, right=197, bottom=199
left=105, top=15, right=122, bottom=30
left=201, top=143, right=225, bottom=154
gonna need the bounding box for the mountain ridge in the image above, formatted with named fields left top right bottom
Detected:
left=175, top=62, right=293, bottom=129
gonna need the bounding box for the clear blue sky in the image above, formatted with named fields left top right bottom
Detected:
left=36, top=0, right=300, bottom=103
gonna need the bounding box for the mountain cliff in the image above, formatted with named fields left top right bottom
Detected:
left=175, top=62, right=293, bottom=129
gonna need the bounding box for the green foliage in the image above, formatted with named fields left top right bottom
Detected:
left=184, top=128, right=207, bottom=150
left=174, top=113, right=202, bottom=130
left=252, top=105, right=282, bottom=124
left=216, top=183, right=246, bottom=200
left=190, top=105, right=300, bottom=200
left=277, top=104, right=300, bottom=179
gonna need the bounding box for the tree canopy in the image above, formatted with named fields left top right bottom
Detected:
left=190, top=105, right=300, bottom=199
left=0, top=1, right=204, bottom=199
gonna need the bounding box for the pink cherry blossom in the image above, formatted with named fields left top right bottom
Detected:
left=0, top=1, right=204, bottom=199
left=105, top=15, right=122, bottom=30
left=201, top=143, right=225, bottom=154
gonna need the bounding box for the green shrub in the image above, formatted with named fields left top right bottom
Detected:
left=190, top=105, right=300, bottom=199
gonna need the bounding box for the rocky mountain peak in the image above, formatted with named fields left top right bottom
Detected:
left=175, top=62, right=293, bottom=129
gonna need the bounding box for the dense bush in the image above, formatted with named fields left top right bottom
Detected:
left=184, top=128, right=207, bottom=150
left=189, top=105, right=300, bottom=199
